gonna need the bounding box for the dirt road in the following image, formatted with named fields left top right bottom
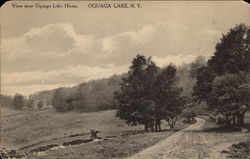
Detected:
left=126, top=118, right=226, bottom=159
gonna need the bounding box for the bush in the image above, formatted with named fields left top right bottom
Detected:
left=51, top=88, right=76, bottom=112
left=37, top=101, right=43, bottom=109
left=216, top=115, right=225, bottom=125
left=226, top=141, right=250, bottom=158
left=13, top=94, right=25, bottom=109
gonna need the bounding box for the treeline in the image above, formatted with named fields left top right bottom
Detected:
left=1, top=58, right=203, bottom=113
left=29, top=90, right=56, bottom=107
left=1, top=76, right=121, bottom=112
left=0, top=95, right=14, bottom=108
left=51, top=75, right=121, bottom=112
left=1, top=75, right=121, bottom=112
left=46, top=60, right=201, bottom=113
left=0, top=94, right=45, bottom=110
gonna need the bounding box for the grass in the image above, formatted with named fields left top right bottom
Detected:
left=29, top=119, right=188, bottom=159
left=1, top=108, right=140, bottom=148
left=1, top=107, right=189, bottom=159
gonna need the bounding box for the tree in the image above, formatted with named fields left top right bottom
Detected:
left=37, top=101, right=43, bottom=109
left=190, top=56, right=207, bottom=79
left=211, top=73, right=249, bottom=126
left=13, top=93, right=25, bottom=109
left=26, top=99, right=34, bottom=109
left=115, top=55, right=184, bottom=132
left=193, top=24, right=250, bottom=110
left=208, top=24, right=250, bottom=75
left=192, top=66, right=215, bottom=108
left=115, top=55, right=159, bottom=132
left=0, top=95, right=13, bottom=108
left=51, top=87, right=76, bottom=112
left=154, top=64, right=185, bottom=128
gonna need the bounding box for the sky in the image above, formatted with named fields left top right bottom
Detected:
left=1, top=1, right=249, bottom=96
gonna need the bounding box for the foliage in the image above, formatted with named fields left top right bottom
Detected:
left=154, top=64, right=185, bottom=128
left=176, top=64, right=194, bottom=97
left=50, top=75, right=121, bottom=112
left=190, top=56, right=207, bottom=79
left=223, top=141, right=250, bottom=159
left=211, top=74, right=248, bottom=113
left=26, top=99, right=34, bottom=109
left=177, top=56, right=206, bottom=97
left=115, top=55, right=159, bottom=127
left=33, top=55, right=199, bottom=114
left=193, top=24, right=250, bottom=117
left=0, top=95, right=13, bottom=108
left=216, top=115, right=225, bottom=125
left=211, top=73, right=249, bottom=125
left=29, top=90, right=55, bottom=108
left=192, top=66, right=215, bottom=106
left=51, top=87, right=76, bottom=112
left=115, top=55, right=184, bottom=131
left=37, top=101, right=43, bottom=109
left=13, top=93, right=25, bottom=109
left=208, top=24, right=250, bottom=75
left=76, top=75, right=120, bottom=112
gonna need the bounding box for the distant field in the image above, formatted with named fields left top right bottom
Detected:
left=1, top=107, right=24, bottom=117
left=1, top=107, right=188, bottom=159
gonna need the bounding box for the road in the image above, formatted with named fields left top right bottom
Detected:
left=126, top=117, right=226, bottom=159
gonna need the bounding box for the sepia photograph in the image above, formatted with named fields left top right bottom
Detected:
left=1, top=1, right=250, bottom=158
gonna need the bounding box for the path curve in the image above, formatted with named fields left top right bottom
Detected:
left=126, top=117, right=223, bottom=159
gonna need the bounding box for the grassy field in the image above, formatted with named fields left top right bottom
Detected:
left=1, top=107, right=188, bottom=159
left=1, top=108, right=139, bottom=148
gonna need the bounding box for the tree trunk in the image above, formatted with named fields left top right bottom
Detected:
left=169, top=117, right=175, bottom=128
left=155, top=121, right=158, bottom=132
left=232, top=115, right=236, bottom=125
left=158, top=120, right=161, bottom=131
left=241, top=116, right=244, bottom=125
left=151, top=122, right=154, bottom=132
left=169, top=123, right=174, bottom=128
left=225, top=114, right=230, bottom=126
left=236, top=113, right=245, bottom=126
left=239, top=114, right=245, bottom=126
left=236, top=114, right=240, bottom=125
left=144, top=124, right=148, bottom=132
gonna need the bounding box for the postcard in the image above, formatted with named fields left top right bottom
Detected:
left=1, top=1, right=249, bottom=159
